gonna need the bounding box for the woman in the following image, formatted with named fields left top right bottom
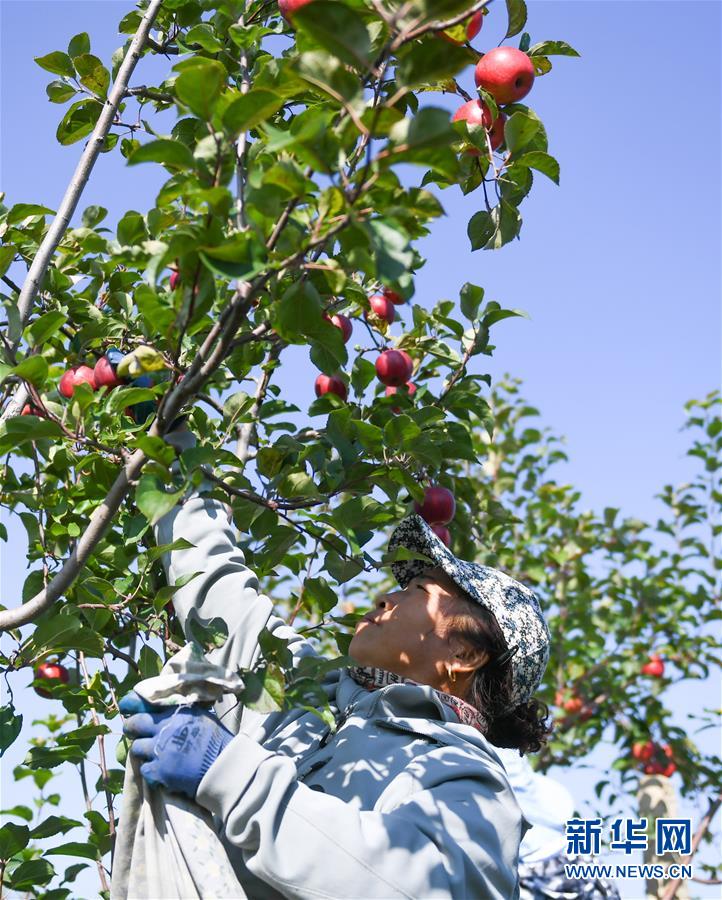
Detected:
left=120, top=425, right=553, bottom=899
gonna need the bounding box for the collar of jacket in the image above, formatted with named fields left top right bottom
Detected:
left=335, top=669, right=509, bottom=773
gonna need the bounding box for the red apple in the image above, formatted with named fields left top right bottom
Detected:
left=554, top=690, right=565, bottom=707
left=563, top=696, right=584, bottom=715
left=431, top=524, right=451, bottom=547
left=366, top=294, right=395, bottom=326
left=34, top=662, right=69, bottom=698
left=641, top=653, right=665, bottom=677
left=93, top=348, right=127, bottom=390
left=441, top=10, right=484, bottom=45
left=663, top=762, right=677, bottom=777
left=59, top=365, right=97, bottom=399
left=328, top=313, right=353, bottom=344
left=383, top=287, right=405, bottom=305
left=452, top=99, right=506, bottom=153
left=279, top=0, right=312, bottom=20
left=315, top=374, right=347, bottom=401
left=632, top=741, right=655, bottom=762
left=169, top=270, right=181, bottom=291
left=578, top=704, right=594, bottom=722
left=21, top=403, right=45, bottom=417
left=375, top=350, right=413, bottom=387
left=414, top=485, right=456, bottom=525
left=474, top=46, right=535, bottom=105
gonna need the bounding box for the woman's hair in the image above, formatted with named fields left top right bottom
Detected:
left=445, top=591, right=553, bottom=756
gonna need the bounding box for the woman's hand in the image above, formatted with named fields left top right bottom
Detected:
left=119, top=691, right=234, bottom=800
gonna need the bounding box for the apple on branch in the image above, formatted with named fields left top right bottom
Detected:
left=365, top=294, right=396, bottom=328
left=431, top=524, right=452, bottom=547
left=452, top=99, right=506, bottom=153
left=58, top=365, right=97, bottom=399
left=33, top=661, right=70, bottom=698
left=441, top=10, right=484, bottom=45
left=414, top=485, right=456, bottom=525
left=641, top=653, right=665, bottom=677
left=375, top=350, right=413, bottom=387
left=475, top=46, right=535, bottom=104
left=279, top=0, right=313, bottom=21
left=93, top=347, right=127, bottom=390
left=315, top=373, right=348, bottom=402
left=323, top=312, right=353, bottom=344
left=382, top=287, right=406, bottom=306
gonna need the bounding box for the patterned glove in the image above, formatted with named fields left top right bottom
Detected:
left=119, top=691, right=234, bottom=799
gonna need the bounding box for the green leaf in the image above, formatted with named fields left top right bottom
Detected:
left=46, top=80, right=77, bottom=104
left=25, top=311, right=68, bottom=348
left=504, top=0, right=528, bottom=38
left=0, top=246, right=15, bottom=279
left=45, top=842, right=99, bottom=860
left=11, top=356, right=49, bottom=387
left=460, top=283, right=484, bottom=321
left=189, top=617, right=229, bottom=652
left=8, top=858, right=55, bottom=890
left=0, top=706, right=22, bottom=755
left=528, top=40, right=580, bottom=57
left=273, top=281, right=322, bottom=344
left=56, top=99, right=102, bottom=146
left=386, top=107, right=458, bottom=179
left=73, top=53, right=109, bottom=97
left=0, top=822, right=29, bottom=861
left=513, top=150, right=560, bottom=184
left=503, top=111, right=541, bottom=154
left=365, top=218, right=414, bottom=281
left=481, top=301, right=529, bottom=327
left=199, top=232, right=265, bottom=280
left=6, top=203, right=55, bottom=224
left=222, top=89, right=285, bottom=136
left=301, top=576, right=339, bottom=616
left=116, top=210, right=147, bottom=246
left=293, top=1, right=372, bottom=70
left=67, top=32, right=90, bottom=57
left=128, top=139, right=195, bottom=170
left=175, top=59, right=227, bottom=120
left=135, top=475, right=185, bottom=526
left=34, top=51, right=74, bottom=78
left=0, top=807, right=33, bottom=822
left=184, top=23, right=224, bottom=53
left=30, top=816, right=83, bottom=840
left=468, top=200, right=522, bottom=251
left=25, top=745, right=86, bottom=769
left=396, top=38, right=474, bottom=89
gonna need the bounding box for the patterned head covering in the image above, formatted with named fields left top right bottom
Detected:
left=388, top=514, right=551, bottom=709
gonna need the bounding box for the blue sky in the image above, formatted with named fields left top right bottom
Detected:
left=1, top=2, right=720, bottom=897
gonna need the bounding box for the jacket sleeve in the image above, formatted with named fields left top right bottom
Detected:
left=196, top=733, right=523, bottom=900
left=153, top=428, right=338, bottom=734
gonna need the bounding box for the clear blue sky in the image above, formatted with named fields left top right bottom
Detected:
left=1, top=2, right=720, bottom=898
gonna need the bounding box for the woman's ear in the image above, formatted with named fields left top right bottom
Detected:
left=450, top=640, right=490, bottom=674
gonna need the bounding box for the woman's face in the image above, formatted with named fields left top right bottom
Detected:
left=349, top=566, right=477, bottom=691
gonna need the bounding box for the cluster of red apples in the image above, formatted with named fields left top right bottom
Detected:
left=632, top=740, right=676, bottom=777
left=21, top=348, right=155, bottom=424
left=279, top=1, right=536, bottom=159
left=314, top=287, right=416, bottom=408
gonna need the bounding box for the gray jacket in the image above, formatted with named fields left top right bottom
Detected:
left=153, top=483, right=531, bottom=899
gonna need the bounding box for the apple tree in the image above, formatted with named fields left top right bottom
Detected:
left=343, top=378, right=722, bottom=892
left=0, top=0, right=590, bottom=895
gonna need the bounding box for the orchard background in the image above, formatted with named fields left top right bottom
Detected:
left=0, top=1, right=720, bottom=899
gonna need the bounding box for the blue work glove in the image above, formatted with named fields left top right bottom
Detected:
left=119, top=691, right=234, bottom=800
